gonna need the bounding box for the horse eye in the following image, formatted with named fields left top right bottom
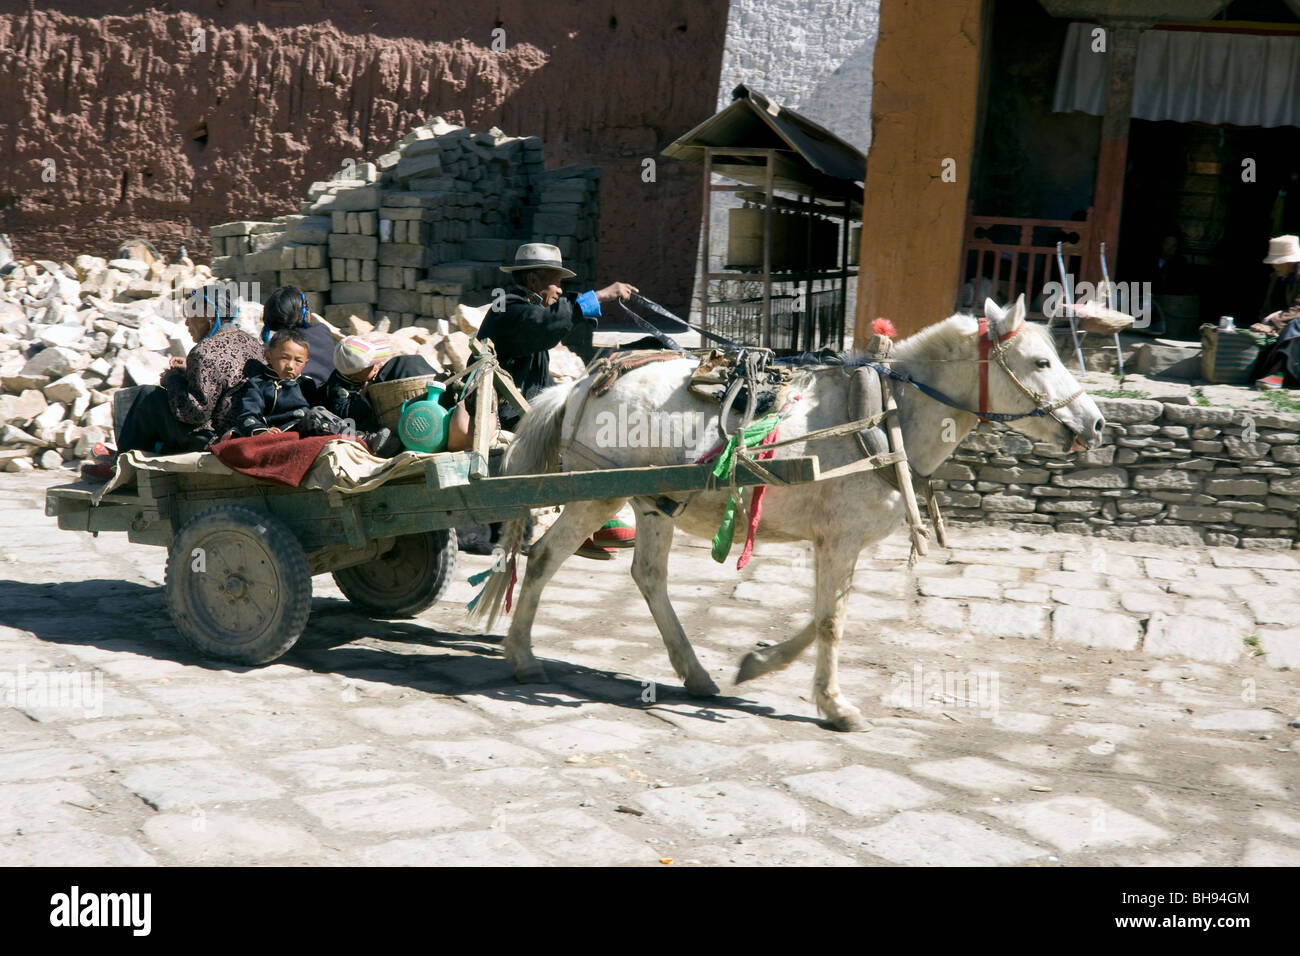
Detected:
left=1035, top=359, right=1051, bottom=369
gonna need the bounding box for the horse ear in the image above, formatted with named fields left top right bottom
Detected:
left=983, top=298, right=1005, bottom=323
left=1012, top=294, right=1027, bottom=326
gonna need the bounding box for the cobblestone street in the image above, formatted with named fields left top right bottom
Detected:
left=2, top=471, right=1297, bottom=866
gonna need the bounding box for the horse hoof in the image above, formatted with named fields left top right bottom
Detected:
left=515, top=665, right=549, bottom=684
left=828, top=712, right=872, bottom=733
left=685, top=676, right=720, bottom=698
left=734, top=651, right=765, bottom=684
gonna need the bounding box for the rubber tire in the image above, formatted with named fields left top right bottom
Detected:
left=165, top=505, right=313, bottom=665
left=332, top=529, right=458, bottom=619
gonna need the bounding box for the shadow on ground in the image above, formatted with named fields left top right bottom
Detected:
left=0, top=578, right=821, bottom=728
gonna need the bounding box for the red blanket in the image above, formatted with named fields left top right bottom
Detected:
left=210, top=432, right=364, bottom=487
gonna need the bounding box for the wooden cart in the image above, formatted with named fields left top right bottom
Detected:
left=44, top=446, right=822, bottom=666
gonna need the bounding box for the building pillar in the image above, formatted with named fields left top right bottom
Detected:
left=1085, top=21, right=1148, bottom=283
left=853, top=0, right=985, bottom=345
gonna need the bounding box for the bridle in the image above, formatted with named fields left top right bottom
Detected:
left=870, top=316, right=1085, bottom=428
left=975, top=315, right=1084, bottom=425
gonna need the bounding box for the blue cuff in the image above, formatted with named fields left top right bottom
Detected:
left=576, top=290, right=601, bottom=319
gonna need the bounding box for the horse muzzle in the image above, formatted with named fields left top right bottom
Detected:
left=1067, top=413, right=1107, bottom=452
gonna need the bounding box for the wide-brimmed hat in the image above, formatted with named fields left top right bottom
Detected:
left=1263, top=235, right=1300, bottom=265
left=334, top=332, right=393, bottom=376
left=499, top=242, right=576, bottom=279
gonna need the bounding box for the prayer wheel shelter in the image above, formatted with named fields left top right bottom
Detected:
left=664, top=85, right=864, bottom=351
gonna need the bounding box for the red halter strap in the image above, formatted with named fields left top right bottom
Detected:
left=977, top=315, right=1024, bottom=422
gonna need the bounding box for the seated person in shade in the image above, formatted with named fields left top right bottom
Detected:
left=324, top=333, right=474, bottom=451
left=1248, top=235, right=1300, bottom=390
left=260, top=285, right=336, bottom=399
left=234, top=329, right=400, bottom=456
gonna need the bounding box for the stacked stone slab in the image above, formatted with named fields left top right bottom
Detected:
left=932, top=396, right=1300, bottom=550
left=208, top=117, right=600, bottom=333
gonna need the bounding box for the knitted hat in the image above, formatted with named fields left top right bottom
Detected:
left=334, top=333, right=393, bottom=375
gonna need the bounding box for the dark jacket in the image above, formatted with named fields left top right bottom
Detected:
left=234, top=364, right=321, bottom=435
left=161, top=327, right=265, bottom=436
left=476, top=286, right=600, bottom=403
left=299, top=319, right=337, bottom=389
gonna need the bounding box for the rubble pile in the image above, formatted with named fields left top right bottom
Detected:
left=211, top=116, right=601, bottom=332
left=0, top=117, right=600, bottom=473
left=0, top=243, right=214, bottom=472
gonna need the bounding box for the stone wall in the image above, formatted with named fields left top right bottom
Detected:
left=210, top=119, right=599, bottom=331
left=933, top=396, right=1300, bottom=549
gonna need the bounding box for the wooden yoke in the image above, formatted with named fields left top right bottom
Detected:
left=459, top=338, right=533, bottom=480
left=868, top=332, right=929, bottom=563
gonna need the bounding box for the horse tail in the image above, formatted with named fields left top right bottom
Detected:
left=467, top=381, right=576, bottom=632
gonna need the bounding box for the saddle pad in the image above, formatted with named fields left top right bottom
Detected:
left=687, top=348, right=792, bottom=418
left=589, top=350, right=681, bottom=397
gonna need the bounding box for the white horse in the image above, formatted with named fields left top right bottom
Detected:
left=469, top=297, right=1104, bottom=731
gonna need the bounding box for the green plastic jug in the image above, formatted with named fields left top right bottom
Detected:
left=397, top=382, right=451, bottom=453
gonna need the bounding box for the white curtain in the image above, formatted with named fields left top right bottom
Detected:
left=1053, top=21, right=1300, bottom=128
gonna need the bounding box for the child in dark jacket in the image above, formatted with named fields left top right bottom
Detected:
left=234, top=330, right=400, bottom=455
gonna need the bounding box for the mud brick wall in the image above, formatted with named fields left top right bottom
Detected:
left=0, top=2, right=725, bottom=317
left=933, top=397, right=1300, bottom=550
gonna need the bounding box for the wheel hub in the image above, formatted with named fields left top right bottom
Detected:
left=220, top=573, right=248, bottom=599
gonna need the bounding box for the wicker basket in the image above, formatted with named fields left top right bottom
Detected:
left=1200, top=325, right=1260, bottom=385
left=366, top=374, right=446, bottom=431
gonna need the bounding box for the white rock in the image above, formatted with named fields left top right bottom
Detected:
left=122, top=350, right=169, bottom=386
left=82, top=402, right=113, bottom=429
left=31, top=402, right=67, bottom=437
left=0, top=389, right=48, bottom=424
left=47, top=420, right=79, bottom=448
left=84, top=331, right=109, bottom=357
left=105, top=360, right=126, bottom=388
left=0, top=424, right=46, bottom=446
left=20, top=345, right=89, bottom=378
left=71, top=393, right=91, bottom=418
left=4, top=457, right=34, bottom=472
left=137, top=325, right=170, bottom=351
left=107, top=258, right=149, bottom=278
left=73, top=255, right=108, bottom=278
left=88, top=357, right=112, bottom=376
left=72, top=425, right=107, bottom=458
left=35, top=449, right=64, bottom=470
left=42, top=373, right=90, bottom=404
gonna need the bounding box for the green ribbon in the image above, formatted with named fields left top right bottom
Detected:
left=709, top=414, right=780, bottom=563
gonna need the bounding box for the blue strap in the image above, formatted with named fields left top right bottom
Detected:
left=870, top=363, right=1047, bottom=422
left=576, top=290, right=602, bottom=318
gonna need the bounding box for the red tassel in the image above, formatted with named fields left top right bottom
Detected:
left=736, top=427, right=779, bottom=570
left=505, top=554, right=518, bottom=613
left=873, top=317, right=897, bottom=338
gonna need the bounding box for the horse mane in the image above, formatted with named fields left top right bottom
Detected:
left=774, top=313, right=1059, bottom=370
left=775, top=313, right=978, bottom=369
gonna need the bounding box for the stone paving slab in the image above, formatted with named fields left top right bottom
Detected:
left=0, top=470, right=1296, bottom=865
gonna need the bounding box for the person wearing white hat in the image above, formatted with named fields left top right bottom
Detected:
left=478, top=242, right=637, bottom=420
left=1248, top=235, right=1300, bottom=389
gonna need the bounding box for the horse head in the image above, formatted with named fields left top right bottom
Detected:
left=981, top=295, right=1105, bottom=451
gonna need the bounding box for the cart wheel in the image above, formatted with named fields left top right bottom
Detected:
left=164, top=505, right=312, bottom=665
left=332, top=529, right=458, bottom=618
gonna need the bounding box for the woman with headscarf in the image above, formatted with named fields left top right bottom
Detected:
left=111, top=284, right=265, bottom=456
